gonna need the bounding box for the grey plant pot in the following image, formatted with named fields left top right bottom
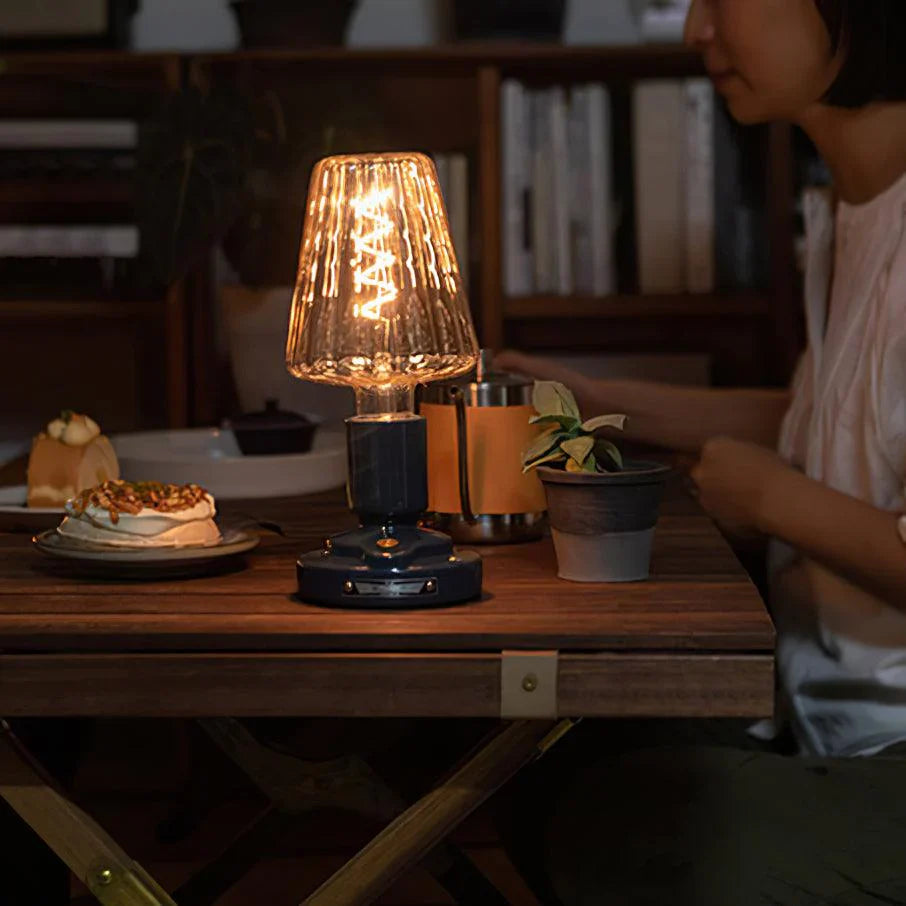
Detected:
left=537, top=461, right=671, bottom=583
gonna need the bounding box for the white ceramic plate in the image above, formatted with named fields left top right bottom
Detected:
left=33, top=526, right=259, bottom=578
left=112, top=427, right=347, bottom=499
left=0, top=484, right=64, bottom=532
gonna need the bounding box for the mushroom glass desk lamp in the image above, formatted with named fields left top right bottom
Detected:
left=286, top=152, right=482, bottom=607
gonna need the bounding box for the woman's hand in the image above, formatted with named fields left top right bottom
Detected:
left=690, top=436, right=792, bottom=536
left=494, top=350, right=585, bottom=386
left=493, top=350, right=601, bottom=414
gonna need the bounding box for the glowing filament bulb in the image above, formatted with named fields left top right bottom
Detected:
left=351, top=188, right=398, bottom=321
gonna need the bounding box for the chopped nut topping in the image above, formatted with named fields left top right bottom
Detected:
left=69, top=480, right=210, bottom=523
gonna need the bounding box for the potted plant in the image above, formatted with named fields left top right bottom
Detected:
left=522, top=381, right=670, bottom=583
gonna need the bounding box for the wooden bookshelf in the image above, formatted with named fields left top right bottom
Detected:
left=0, top=43, right=800, bottom=429
left=0, top=52, right=182, bottom=433
left=0, top=299, right=158, bottom=320
left=0, top=43, right=703, bottom=84
left=503, top=292, right=771, bottom=320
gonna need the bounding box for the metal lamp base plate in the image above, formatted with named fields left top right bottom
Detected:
left=297, top=524, right=482, bottom=609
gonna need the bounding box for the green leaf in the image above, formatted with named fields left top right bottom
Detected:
left=532, top=381, right=580, bottom=420
left=582, top=413, right=627, bottom=433
left=561, top=435, right=595, bottom=466
left=523, top=449, right=567, bottom=473
left=529, top=414, right=581, bottom=432
left=593, top=439, right=624, bottom=472
left=583, top=453, right=599, bottom=472
left=521, top=427, right=562, bottom=466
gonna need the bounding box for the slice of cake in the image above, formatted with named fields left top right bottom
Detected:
left=27, top=411, right=120, bottom=508
left=58, top=480, right=222, bottom=548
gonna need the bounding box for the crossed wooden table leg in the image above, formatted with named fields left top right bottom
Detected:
left=0, top=717, right=573, bottom=906
left=0, top=719, right=177, bottom=906
left=175, top=718, right=511, bottom=905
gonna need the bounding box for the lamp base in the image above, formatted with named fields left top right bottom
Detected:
left=297, top=524, right=482, bottom=608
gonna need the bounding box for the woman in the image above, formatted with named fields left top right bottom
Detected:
left=496, top=2, right=906, bottom=902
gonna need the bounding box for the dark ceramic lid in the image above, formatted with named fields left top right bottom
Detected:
left=229, top=399, right=314, bottom=430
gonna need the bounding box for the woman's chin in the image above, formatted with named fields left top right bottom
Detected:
left=723, top=96, right=774, bottom=126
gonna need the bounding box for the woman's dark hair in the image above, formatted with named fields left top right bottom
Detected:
left=815, top=0, right=906, bottom=107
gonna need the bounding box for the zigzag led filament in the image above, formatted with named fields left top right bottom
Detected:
left=351, top=188, right=398, bottom=321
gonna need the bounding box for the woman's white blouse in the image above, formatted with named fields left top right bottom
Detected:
left=770, top=172, right=906, bottom=757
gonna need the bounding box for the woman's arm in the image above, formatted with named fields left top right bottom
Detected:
left=693, top=437, right=906, bottom=613
left=593, top=381, right=790, bottom=453
left=761, top=465, right=906, bottom=611
left=495, top=350, right=790, bottom=453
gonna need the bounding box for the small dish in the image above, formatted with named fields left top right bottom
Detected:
left=0, top=485, right=64, bottom=533
left=32, top=526, right=260, bottom=579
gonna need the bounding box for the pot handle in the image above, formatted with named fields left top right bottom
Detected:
left=449, top=386, right=476, bottom=524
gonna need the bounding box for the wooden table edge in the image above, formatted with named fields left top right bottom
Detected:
left=0, top=650, right=775, bottom=719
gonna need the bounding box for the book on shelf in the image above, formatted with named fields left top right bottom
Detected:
left=0, top=149, right=135, bottom=178
left=532, top=88, right=568, bottom=294
left=640, top=0, right=691, bottom=42
left=432, top=152, right=470, bottom=291
left=633, top=78, right=769, bottom=295
left=501, top=79, right=615, bottom=299
left=502, top=75, right=762, bottom=301
left=713, top=92, right=742, bottom=290
left=633, top=80, right=686, bottom=293
left=549, top=87, right=573, bottom=296
left=0, top=120, right=138, bottom=149
left=569, top=84, right=615, bottom=296
left=530, top=89, right=553, bottom=294
left=562, top=0, right=641, bottom=46
left=684, top=79, right=715, bottom=293
left=501, top=80, right=533, bottom=297
left=0, top=225, right=139, bottom=258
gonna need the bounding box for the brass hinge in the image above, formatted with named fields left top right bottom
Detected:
left=87, top=860, right=177, bottom=906
left=500, top=650, right=559, bottom=719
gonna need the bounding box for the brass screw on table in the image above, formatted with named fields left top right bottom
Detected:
left=522, top=674, right=538, bottom=693
left=95, top=868, right=113, bottom=886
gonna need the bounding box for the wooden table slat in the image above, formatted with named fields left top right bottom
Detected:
left=0, top=490, right=774, bottom=653
left=0, top=652, right=774, bottom=718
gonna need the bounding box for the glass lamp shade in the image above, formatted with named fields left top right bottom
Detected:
left=286, top=152, right=479, bottom=414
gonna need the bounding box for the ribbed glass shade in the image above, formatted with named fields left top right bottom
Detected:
left=286, top=152, right=479, bottom=405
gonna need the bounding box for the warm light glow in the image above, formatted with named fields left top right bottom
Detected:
left=351, top=188, right=398, bottom=321
left=286, top=152, right=479, bottom=413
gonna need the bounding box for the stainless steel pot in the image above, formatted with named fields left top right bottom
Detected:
left=421, top=349, right=546, bottom=544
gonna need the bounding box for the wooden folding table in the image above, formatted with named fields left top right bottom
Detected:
left=0, top=486, right=774, bottom=904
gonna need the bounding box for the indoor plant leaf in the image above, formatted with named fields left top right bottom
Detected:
left=594, top=439, right=624, bottom=472
left=529, top=414, right=581, bottom=432
left=582, top=414, right=627, bottom=433
left=561, top=435, right=595, bottom=467
left=532, top=381, right=581, bottom=420
left=522, top=427, right=563, bottom=466
left=524, top=448, right=568, bottom=473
